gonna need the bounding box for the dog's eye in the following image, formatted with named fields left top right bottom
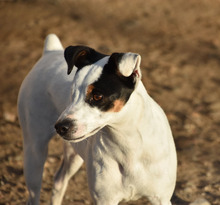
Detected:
left=93, top=94, right=103, bottom=101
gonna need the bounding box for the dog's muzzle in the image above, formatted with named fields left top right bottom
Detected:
left=55, top=118, right=77, bottom=139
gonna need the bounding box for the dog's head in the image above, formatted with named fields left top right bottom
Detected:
left=55, top=46, right=142, bottom=142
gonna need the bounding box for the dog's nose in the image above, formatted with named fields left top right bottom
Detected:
left=55, top=119, right=75, bottom=136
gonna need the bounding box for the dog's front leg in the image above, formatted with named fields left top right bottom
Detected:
left=93, top=198, right=120, bottom=205
left=148, top=196, right=172, bottom=205
left=87, top=159, right=122, bottom=205
left=51, top=141, right=83, bottom=205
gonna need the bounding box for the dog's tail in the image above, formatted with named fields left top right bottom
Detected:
left=43, top=34, right=64, bottom=54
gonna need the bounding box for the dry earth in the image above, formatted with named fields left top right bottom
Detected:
left=0, top=0, right=220, bottom=204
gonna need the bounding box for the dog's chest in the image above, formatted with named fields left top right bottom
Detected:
left=87, top=133, right=150, bottom=200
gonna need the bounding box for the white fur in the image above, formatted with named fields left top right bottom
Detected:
left=118, top=52, right=141, bottom=78
left=17, top=34, right=177, bottom=205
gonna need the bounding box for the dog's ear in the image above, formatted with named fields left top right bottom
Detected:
left=110, top=52, right=142, bottom=84
left=64, top=46, right=92, bottom=75
left=64, top=46, right=106, bottom=75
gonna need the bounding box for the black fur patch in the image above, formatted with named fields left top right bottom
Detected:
left=64, top=46, right=107, bottom=75
left=85, top=53, right=135, bottom=111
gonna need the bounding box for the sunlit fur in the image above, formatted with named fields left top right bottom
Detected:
left=18, top=34, right=177, bottom=205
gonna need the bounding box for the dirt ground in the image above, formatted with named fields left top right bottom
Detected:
left=0, top=0, right=220, bottom=204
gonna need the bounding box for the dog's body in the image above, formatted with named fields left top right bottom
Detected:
left=18, top=34, right=177, bottom=205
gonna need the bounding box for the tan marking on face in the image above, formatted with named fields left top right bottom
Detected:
left=86, top=84, right=94, bottom=99
left=109, top=99, right=125, bottom=112
left=66, top=114, right=75, bottom=119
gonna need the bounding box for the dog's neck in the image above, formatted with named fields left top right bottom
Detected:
left=74, top=80, right=169, bottom=163
left=107, top=81, right=152, bottom=142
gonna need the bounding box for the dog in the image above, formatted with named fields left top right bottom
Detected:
left=17, top=34, right=177, bottom=205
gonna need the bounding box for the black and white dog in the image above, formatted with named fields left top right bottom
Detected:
left=18, top=34, right=177, bottom=205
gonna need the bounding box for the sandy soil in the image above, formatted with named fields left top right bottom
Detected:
left=0, top=0, right=220, bottom=204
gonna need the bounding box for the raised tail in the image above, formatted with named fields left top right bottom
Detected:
left=43, top=34, right=64, bottom=54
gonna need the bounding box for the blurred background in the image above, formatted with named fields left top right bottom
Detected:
left=0, top=0, right=220, bottom=204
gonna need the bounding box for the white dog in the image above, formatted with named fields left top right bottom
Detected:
left=18, top=34, right=177, bottom=205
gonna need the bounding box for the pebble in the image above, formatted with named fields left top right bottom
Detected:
left=3, top=111, right=16, bottom=122
left=189, top=198, right=211, bottom=205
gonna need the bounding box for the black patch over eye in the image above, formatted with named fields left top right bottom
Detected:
left=85, top=54, right=136, bottom=111
left=86, top=89, right=104, bottom=107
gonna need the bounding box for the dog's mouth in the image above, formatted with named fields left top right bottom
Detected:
left=62, top=126, right=103, bottom=143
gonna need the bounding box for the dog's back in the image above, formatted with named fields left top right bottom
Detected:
left=18, top=34, right=74, bottom=124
